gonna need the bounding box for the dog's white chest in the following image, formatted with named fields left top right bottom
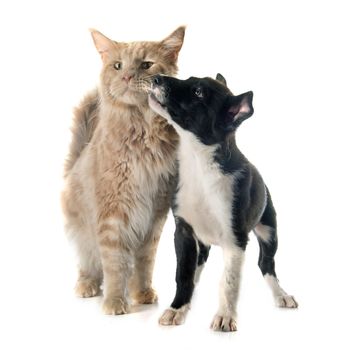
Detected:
left=175, top=133, right=235, bottom=247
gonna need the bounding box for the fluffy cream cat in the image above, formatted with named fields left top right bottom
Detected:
left=62, top=27, right=185, bottom=315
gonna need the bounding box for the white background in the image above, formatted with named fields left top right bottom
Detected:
left=0, top=0, right=349, bottom=349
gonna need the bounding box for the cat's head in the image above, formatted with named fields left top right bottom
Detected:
left=91, top=27, right=185, bottom=105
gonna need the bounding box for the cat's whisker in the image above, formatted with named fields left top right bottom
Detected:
left=136, top=81, right=152, bottom=88
left=138, top=74, right=160, bottom=84
left=131, top=79, right=152, bottom=93
left=142, top=73, right=159, bottom=79
left=133, top=78, right=153, bottom=93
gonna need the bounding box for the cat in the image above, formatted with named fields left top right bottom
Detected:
left=61, top=27, right=185, bottom=315
left=148, top=74, right=298, bottom=331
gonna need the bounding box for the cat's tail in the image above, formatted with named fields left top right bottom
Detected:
left=64, top=89, right=100, bottom=177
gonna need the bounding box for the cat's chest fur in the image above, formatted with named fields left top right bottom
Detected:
left=90, top=104, right=178, bottom=241
left=98, top=106, right=178, bottom=177
left=175, top=132, right=236, bottom=247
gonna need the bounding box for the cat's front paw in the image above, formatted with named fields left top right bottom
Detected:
left=102, top=297, right=130, bottom=315
left=134, top=288, right=158, bottom=304
left=211, top=314, right=237, bottom=332
left=159, top=305, right=190, bottom=326
left=75, top=279, right=100, bottom=298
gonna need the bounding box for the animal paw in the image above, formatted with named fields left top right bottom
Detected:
left=276, top=295, right=298, bottom=308
left=134, top=288, right=158, bottom=304
left=211, top=314, right=237, bottom=332
left=159, top=305, right=190, bottom=326
left=75, top=279, right=100, bottom=298
left=102, top=297, right=130, bottom=315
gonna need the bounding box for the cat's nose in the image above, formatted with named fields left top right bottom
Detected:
left=152, top=75, right=163, bottom=86
left=122, top=75, right=134, bottom=83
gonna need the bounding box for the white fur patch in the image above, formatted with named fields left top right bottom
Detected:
left=175, top=130, right=236, bottom=247
left=211, top=246, right=244, bottom=331
left=254, top=223, right=272, bottom=243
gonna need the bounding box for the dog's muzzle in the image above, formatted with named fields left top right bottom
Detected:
left=150, top=75, right=167, bottom=106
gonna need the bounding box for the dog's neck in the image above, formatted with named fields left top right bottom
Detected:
left=177, top=128, right=246, bottom=174
left=214, top=135, right=247, bottom=174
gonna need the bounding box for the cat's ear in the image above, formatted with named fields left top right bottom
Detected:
left=223, top=92, right=254, bottom=130
left=160, top=26, right=186, bottom=62
left=90, top=29, right=118, bottom=62
left=216, top=73, right=227, bottom=86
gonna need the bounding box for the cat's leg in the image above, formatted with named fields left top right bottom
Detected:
left=211, top=243, right=245, bottom=332
left=98, top=219, right=133, bottom=315
left=62, top=187, right=102, bottom=298
left=159, top=217, right=198, bottom=326
left=254, top=188, right=298, bottom=308
left=74, top=230, right=102, bottom=298
left=130, top=213, right=167, bottom=304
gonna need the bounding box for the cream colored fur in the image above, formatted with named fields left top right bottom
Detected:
left=62, top=27, right=185, bottom=314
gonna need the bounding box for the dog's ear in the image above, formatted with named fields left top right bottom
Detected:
left=224, top=91, right=254, bottom=130
left=216, top=73, right=227, bottom=86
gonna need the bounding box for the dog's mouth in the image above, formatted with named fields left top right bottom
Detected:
left=148, top=86, right=174, bottom=123
left=148, top=85, right=169, bottom=114
left=149, top=92, right=165, bottom=107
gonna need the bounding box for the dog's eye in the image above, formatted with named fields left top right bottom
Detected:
left=194, top=87, right=203, bottom=98
left=114, top=62, right=122, bottom=70
left=141, top=61, right=154, bottom=70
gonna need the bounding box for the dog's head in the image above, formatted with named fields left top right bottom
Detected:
left=148, top=74, right=253, bottom=145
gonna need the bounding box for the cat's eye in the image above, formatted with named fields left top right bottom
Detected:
left=194, top=87, right=203, bottom=98
left=141, top=61, right=154, bottom=70
left=114, top=62, right=122, bottom=70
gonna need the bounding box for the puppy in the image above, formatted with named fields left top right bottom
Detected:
left=148, top=74, right=298, bottom=332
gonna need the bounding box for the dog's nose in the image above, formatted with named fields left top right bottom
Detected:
left=152, top=75, right=163, bottom=86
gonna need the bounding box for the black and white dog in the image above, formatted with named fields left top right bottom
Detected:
left=148, top=74, right=298, bottom=332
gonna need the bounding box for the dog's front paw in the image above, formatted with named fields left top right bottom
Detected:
left=159, top=305, right=190, bottom=326
left=211, top=314, right=237, bottom=332
left=102, top=296, right=130, bottom=315
left=276, top=295, right=298, bottom=308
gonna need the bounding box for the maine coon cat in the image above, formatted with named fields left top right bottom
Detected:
left=61, top=27, right=185, bottom=315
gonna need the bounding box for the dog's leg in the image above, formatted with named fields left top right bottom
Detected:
left=194, top=241, right=210, bottom=283
left=254, top=188, right=298, bottom=308
left=211, top=244, right=244, bottom=332
left=159, top=217, right=198, bottom=326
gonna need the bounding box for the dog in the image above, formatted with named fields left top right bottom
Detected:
left=148, top=73, right=298, bottom=332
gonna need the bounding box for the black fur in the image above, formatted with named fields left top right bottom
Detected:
left=197, top=241, right=210, bottom=266
left=216, top=73, right=227, bottom=86
left=255, top=188, right=278, bottom=277
left=170, top=216, right=211, bottom=309
left=170, top=217, right=198, bottom=309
